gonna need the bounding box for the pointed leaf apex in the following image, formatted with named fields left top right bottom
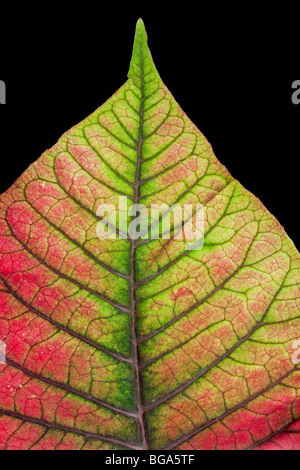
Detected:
left=136, top=18, right=147, bottom=38
left=128, top=18, right=159, bottom=88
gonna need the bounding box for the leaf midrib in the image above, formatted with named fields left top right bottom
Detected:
left=129, top=43, right=148, bottom=450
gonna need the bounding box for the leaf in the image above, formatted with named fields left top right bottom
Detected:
left=0, top=19, right=299, bottom=451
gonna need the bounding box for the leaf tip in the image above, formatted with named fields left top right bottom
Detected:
left=132, top=17, right=148, bottom=55
left=135, top=17, right=147, bottom=37
left=128, top=18, right=158, bottom=87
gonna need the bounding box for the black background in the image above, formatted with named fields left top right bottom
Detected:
left=0, top=4, right=299, bottom=249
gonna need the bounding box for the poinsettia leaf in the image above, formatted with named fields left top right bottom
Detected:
left=0, top=19, right=299, bottom=451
